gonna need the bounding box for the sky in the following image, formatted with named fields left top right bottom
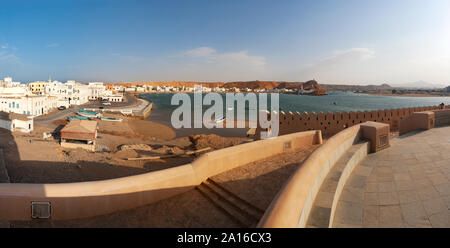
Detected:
left=0, top=0, right=449, bottom=85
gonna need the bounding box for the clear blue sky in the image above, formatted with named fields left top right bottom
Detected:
left=1, top=0, right=449, bottom=84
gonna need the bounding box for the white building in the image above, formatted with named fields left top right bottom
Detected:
left=0, top=77, right=58, bottom=116
left=0, top=95, right=57, bottom=116
left=0, top=112, right=34, bottom=133
left=88, top=82, right=107, bottom=100
left=114, top=85, right=125, bottom=92
left=45, top=80, right=90, bottom=105
left=101, top=94, right=124, bottom=102
left=0, top=86, right=32, bottom=96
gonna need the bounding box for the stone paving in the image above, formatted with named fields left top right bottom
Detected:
left=333, top=126, right=450, bottom=228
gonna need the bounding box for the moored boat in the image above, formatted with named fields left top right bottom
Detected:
left=100, top=117, right=123, bottom=122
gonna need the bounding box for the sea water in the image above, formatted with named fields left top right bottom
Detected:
left=139, top=91, right=450, bottom=137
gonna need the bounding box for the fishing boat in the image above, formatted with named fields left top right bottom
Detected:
left=78, top=109, right=101, bottom=118
left=211, top=116, right=226, bottom=124
left=68, top=116, right=91, bottom=121
left=100, top=117, right=123, bottom=122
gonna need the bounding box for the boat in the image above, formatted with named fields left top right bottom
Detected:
left=78, top=109, right=101, bottom=118
left=211, top=116, right=226, bottom=124
left=68, top=116, right=90, bottom=121
left=100, top=117, right=123, bottom=122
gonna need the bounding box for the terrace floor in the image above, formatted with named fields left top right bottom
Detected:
left=333, top=126, right=450, bottom=228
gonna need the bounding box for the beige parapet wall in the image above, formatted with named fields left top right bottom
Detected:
left=0, top=130, right=322, bottom=221
left=399, top=109, right=450, bottom=135
left=399, top=111, right=435, bottom=136
left=257, top=125, right=363, bottom=228
left=257, top=105, right=440, bottom=138
left=433, top=109, right=450, bottom=127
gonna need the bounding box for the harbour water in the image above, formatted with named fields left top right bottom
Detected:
left=140, top=91, right=450, bottom=137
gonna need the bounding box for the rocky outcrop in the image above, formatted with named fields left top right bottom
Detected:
left=109, top=79, right=324, bottom=91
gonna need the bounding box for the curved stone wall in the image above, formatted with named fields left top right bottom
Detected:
left=0, top=130, right=322, bottom=221
left=257, top=125, right=363, bottom=228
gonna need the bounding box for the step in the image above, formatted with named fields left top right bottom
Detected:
left=205, top=178, right=265, bottom=219
left=196, top=182, right=258, bottom=227
left=306, top=142, right=369, bottom=228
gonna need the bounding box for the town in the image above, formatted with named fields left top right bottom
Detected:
left=0, top=77, right=326, bottom=132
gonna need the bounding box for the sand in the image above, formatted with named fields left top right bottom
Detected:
left=0, top=114, right=253, bottom=183
left=9, top=145, right=319, bottom=227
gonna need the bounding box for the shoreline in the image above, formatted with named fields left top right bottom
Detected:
left=136, top=93, right=253, bottom=138
left=364, top=92, right=450, bottom=98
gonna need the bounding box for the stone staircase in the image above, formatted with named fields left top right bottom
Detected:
left=196, top=178, right=265, bottom=227
left=306, top=142, right=369, bottom=228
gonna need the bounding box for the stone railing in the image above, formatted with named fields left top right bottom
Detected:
left=256, top=105, right=440, bottom=138
left=257, top=121, right=389, bottom=228
left=0, top=130, right=322, bottom=221
left=398, top=108, right=450, bottom=136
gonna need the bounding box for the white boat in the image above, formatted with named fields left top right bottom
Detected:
left=204, top=116, right=226, bottom=125
left=211, top=116, right=226, bottom=124
left=77, top=110, right=101, bottom=118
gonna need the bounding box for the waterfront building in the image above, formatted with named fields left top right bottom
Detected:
left=101, top=90, right=124, bottom=102
left=88, top=82, right=107, bottom=100
left=125, top=87, right=137, bottom=92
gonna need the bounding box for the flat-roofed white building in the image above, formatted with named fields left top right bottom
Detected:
left=0, top=95, right=57, bottom=116
left=0, top=112, right=34, bottom=133
left=45, top=80, right=90, bottom=106
left=88, top=82, right=106, bottom=100
left=101, top=94, right=123, bottom=102
left=0, top=86, right=32, bottom=96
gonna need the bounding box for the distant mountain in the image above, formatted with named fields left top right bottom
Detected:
left=389, top=81, right=447, bottom=89
left=223, top=80, right=322, bottom=90
left=322, top=84, right=393, bottom=91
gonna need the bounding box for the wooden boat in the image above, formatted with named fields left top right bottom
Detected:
left=68, top=116, right=90, bottom=121
left=78, top=109, right=101, bottom=118
left=211, top=116, right=226, bottom=124
left=100, top=117, right=123, bottom=122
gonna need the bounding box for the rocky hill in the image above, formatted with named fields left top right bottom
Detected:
left=223, top=80, right=321, bottom=90
left=110, top=79, right=324, bottom=91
